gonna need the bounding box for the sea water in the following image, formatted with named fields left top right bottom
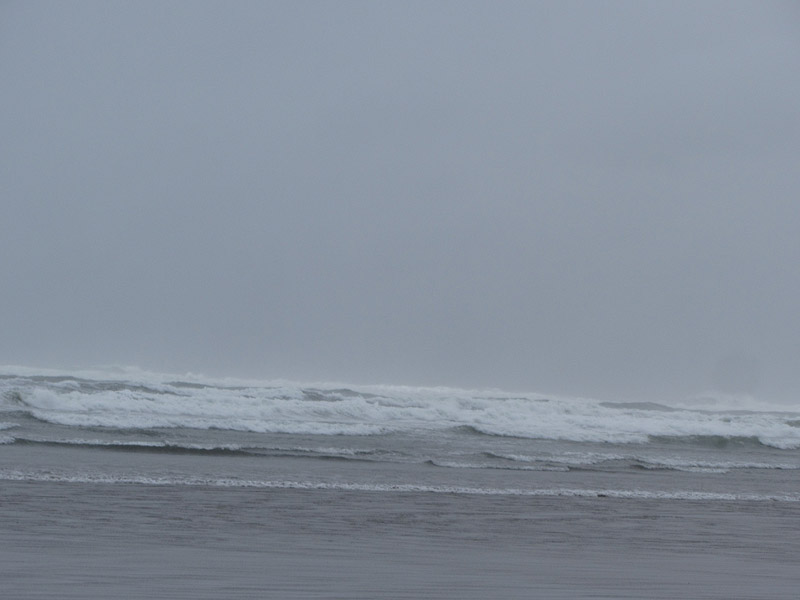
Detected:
left=2, top=367, right=799, bottom=598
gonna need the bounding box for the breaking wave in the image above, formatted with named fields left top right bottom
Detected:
left=3, top=367, right=800, bottom=448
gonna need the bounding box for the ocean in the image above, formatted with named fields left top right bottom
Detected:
left=2, top=366, right=799, bottom=598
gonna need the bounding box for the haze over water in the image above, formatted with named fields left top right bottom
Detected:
left=2, top=1, right=800, bottom=401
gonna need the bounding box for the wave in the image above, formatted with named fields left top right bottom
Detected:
left=10, top=434, right=795, bottom=472
left=485, top=451, right=800, bottom=473
left=426, top=459, right=569, bottom=472
left=1, top=468, right=799, bottom=503
left=12, top=437, right=252, bottom=455
left=599, top=401, right=677, bottom=412
left=6, top=436, right=403, bottom=462
left=485, top=450, right=626, bottom=468
left=4, top=367, right=800, bottom=448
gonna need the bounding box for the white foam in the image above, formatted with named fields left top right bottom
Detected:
left=430, top=459, right=569, bottom=472
left=640, top=456, right=800, bottom=472
left=490, top=451, right=628, bottom=466
left=17, top=437, right=246, bottom=451
left=1, top=468, right=797, bottom=502
left=4, top=367, right=800, bottom=447
left=488, top=451, right=800, bottom=472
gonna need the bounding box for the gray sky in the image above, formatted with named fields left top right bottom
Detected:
left=2, top=1, right=799, bottom=401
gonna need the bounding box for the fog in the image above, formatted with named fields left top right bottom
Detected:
left=2, top=1, right=799, bottom=401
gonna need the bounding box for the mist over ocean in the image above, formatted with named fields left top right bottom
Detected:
left=3, top=366, right=800, bottom=598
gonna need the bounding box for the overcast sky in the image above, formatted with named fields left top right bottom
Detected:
left=2, top=1, right=799, bottom=401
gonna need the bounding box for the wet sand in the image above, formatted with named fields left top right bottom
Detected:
left=2, top=481, right=799, bottom=599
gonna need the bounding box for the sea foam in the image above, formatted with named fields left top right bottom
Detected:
left=1, top=467, right=798, bottom=503
left=4, top=368, right=800, bottom=448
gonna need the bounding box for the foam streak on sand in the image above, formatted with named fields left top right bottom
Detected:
left=1, top=467, right=799, bottom=503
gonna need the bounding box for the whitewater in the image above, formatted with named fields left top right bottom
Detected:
left=3, top=366, right=800, bottom=598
